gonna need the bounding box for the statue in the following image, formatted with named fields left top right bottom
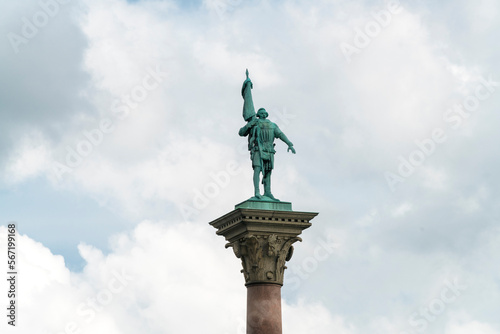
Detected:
left=238, top=69, right=295, bottom=202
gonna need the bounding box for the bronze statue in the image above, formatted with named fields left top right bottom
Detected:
left=239, top=70, right=295, bottom=201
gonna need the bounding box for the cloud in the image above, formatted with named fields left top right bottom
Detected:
left=283, top=299, right=355, bottom=333
left=445, top=318, right=500, bottom=334
left=4, top=0, right=490, bottom=218
left=3, top=131, right=52, bottom=184
left=0, top=0, right=91, bottom=167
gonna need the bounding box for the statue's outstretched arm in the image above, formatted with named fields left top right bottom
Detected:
left=275, top=126, right=296, bottom=153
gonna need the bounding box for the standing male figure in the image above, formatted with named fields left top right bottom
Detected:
left=239, top=108, right=295, bottom=201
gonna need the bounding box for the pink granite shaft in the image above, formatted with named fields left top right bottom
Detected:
left=247, top=284, right=282, bottom=334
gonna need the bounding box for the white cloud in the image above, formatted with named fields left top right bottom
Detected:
left=446, top=318, right=500, bottom=334
left=391, top=202, right=412, bottom=217
left=3, top=132, right=52, bottom=184
left=283, top=299, right=355, bottom=333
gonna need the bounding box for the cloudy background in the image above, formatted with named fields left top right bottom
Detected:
left=1, top=0, right=499, bottom=333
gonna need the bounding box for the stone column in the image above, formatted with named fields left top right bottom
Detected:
left=209, top=205, right=318, bottom=334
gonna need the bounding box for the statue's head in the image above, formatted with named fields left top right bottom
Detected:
left=257, top=108, right=268, bottom=119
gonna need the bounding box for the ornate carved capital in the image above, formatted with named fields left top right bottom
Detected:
left=226, top=234, right=301, bottom=285
left=210, top=208, right=318, bottom=286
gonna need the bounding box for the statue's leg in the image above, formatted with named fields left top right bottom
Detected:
left=263, top=170, right=278, bottom=201
left=253, top=167, right=262, bottom=198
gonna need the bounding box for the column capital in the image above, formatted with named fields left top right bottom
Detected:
left=209, top=208, right=318, bottom=286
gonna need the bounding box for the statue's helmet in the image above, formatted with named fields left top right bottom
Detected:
left=257, top=108, right=269, bottom=118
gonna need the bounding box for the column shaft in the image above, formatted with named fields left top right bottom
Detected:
left=247, top=284, right=282, bottom=334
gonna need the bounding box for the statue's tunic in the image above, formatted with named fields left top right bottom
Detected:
left=240, top=119, right=288, bottom=172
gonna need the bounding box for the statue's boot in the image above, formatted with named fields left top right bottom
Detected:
left=254, top=191, right=262, bottom=199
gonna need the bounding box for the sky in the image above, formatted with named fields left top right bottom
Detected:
left=1, top=0, right=500, bottom=333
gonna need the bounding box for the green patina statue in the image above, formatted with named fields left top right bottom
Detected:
left=239, top=70, right=295, bottom=202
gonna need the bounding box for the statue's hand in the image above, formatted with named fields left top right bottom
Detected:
left=244, top=78, right=253, bottom=89
left=287, top=146, right=296, bottom=154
